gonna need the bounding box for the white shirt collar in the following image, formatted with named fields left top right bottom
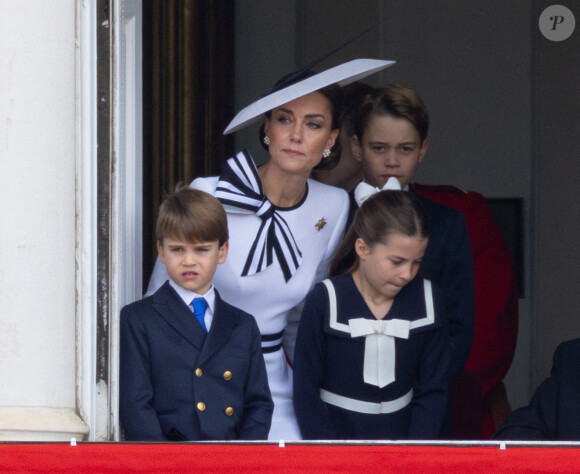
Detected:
left=168, top=279, right=216, bottom=313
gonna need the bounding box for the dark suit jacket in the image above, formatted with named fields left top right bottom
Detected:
left=410, top=187, right=475, bottom=383
left=120, top=281, right=273, bottom=441
left=494, top=339, right=580, bottom=441
left=414, top=183, right=519, bottom=439
left=413, top=184, right=518, bottom=395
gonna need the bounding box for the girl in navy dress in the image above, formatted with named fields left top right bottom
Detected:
left=293, top=184, right=451, bottom=439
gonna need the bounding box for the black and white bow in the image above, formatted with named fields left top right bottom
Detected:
left=215, top=150, right=302, bottom=282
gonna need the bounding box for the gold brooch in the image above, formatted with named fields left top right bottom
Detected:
left=315, top=218, right=327, bottom=231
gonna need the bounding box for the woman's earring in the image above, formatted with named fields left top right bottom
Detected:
left=322, top=149, right=331, bottom=158
left=263, top=136, right=270, bottom=146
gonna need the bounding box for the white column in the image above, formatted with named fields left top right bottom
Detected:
left=0, top=0, right=88, bottom=440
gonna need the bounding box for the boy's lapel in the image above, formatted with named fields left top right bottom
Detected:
left=196, top=291, right=236, bottom=366
left=152, top=282, right=206, bottom=350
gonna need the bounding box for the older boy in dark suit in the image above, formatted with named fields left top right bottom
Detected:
left=348, top=85, right=475, bottom=387
left=120, top=187, right=273, bottom=441
left=319, top=84, right=517, bottom=438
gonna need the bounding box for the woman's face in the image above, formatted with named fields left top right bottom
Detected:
left=352, top=114, right=428, bottom=189
left=264, top=92, right=338, bottom=178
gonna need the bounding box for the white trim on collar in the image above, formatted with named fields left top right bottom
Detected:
left=322, top=278, right=435, bottom=388
left=323, top=278, right=434, bottom=334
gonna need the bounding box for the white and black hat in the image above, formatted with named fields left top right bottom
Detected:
left=223, top=58, right=396, bottom=134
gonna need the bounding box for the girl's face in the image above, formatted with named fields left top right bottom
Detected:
left=264, top=92, right=338, bottom=178
left=356, top=233, right=428, bottom=301
left=352, top=114, right=428, bottom=189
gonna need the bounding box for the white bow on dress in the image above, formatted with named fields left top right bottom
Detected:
left=348, top=317, right=411, bottom=388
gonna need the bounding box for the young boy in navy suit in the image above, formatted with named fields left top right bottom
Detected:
left=120, top=187, right=273, bottom=441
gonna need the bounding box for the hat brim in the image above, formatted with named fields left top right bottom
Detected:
left=223, top=58, right=396, bottom=135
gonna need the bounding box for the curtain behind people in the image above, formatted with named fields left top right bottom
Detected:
left=142, top=1, right=235, bottom=291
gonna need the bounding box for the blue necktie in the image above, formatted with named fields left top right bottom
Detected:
left=192, top=297, right=208, bottom=333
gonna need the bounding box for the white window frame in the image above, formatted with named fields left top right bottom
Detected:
left=77, top=0, right=142, bottom=441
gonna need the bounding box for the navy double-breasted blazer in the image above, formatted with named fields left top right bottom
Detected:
left=120, top=281, right=273, bottom=441
left=494, top=338, right=580, bottom=441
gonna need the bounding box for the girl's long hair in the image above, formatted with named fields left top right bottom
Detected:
left=330, top=191, right=429, bottom=276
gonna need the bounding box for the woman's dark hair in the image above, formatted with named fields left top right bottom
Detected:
left=353, top=84, right=430, bottom=143
left=258, top=71, right=343, bottom=168
left=340, top=81, right=375, bottom=138
left=330, top=190, right=429, bottom=276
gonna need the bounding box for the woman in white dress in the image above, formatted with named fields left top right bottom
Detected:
left=147, top=59, right=394, bottom=439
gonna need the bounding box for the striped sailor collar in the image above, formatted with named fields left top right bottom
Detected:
left=323, top=275, right=436, bottom=335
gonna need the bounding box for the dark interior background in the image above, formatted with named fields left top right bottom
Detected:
left=141, top=0, right=580, bottom=410
left=141, top=0, right=235, bottom=285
